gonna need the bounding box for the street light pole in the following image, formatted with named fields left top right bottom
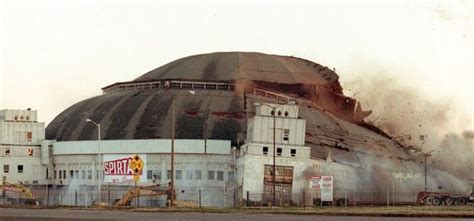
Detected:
left=169, top=90, right=194, bottom=207
left=85, top=119, right=101, bottom=205
left=272, top=110, right=276, bottom=206
left=170, top=99, right=175, bottom=207
left=423, top=150, right=440, bottom=191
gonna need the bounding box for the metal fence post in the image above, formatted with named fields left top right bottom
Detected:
left=137, top=188, right=140, bottom=207
left=246, top=191, right=249, bottom=207
left=75, top=190, right=77, bottom=206
left=107, top=185, right=110, bottom=206
left=386, top=189, right=389, bottom=207
left=224, top=186, right=227, bottom=208
left=198, top=189, right=201, bottom=208
left=303, top=190, right=306, bottom=209
left=413, top=191, right=415, bottom=206
left=60, top=190, right=63, bottom=206
left=46, top=185, right=50, bottom=206
left=344, top=192, right=347, bottom=208
left=233, top=187, right=236, bottom=208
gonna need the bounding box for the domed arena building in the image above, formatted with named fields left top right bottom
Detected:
left=2, top=52, right=469, bottom=207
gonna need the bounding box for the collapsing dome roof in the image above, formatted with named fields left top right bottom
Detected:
left=47, top=52, right=406, bottom=165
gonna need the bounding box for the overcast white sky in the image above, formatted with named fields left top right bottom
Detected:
left=0, top=0, right=472, bottom=131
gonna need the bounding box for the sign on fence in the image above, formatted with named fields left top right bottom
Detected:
left=103, top=154, right=147, bottom=184
left=309, top=176, right=334, bottom=201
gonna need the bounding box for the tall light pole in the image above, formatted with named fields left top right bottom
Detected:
left=423, top=149, right=440, bottom=191
left=85, top=118, right=101, bottom=204
left=170, top=90, right=195, bottom=207
left=255, top=102, right=283, bottom=206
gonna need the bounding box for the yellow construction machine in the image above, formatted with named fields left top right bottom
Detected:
left=114, top=185, right=171, bottom=207
left=115, top=185, right=197, bottom=207
left=0, top=182, right=38, bottom=205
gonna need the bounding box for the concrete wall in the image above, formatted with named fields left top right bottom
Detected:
left=53, top=139, right=231, bottom=155
left=249, top=116, right=306, bottom=146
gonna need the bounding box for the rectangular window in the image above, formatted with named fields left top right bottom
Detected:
left=208, top=170, right=215, bottom=180
left=5, top=147, right=10, bottom=156
left=262, top=146, right=268, bottom=155
left=70, top=170, right=74, bottom=179
left=81, top=170, right=86, bottom=179
left=228, top=171, right=235, bottom=182
left=186, top=170, right=193, bottom=180
left=53, top=170, right=57, bottom=179
left=153, top=170, right=161, bottom=180
left=75, top=170, right=79, bottom=179
left=283, top=129, right=289, bottom=141
left=87, top=170, right=92, bottom=179
left=17, top=165, right=23, bottom=173
left=167, top=170, right=171, bottom=180
left=62, top=170, right=66, bottom=179
left=277, top=148, right=282, bottom=156
left=217, top=171, right=224, bottom=181
left=27, top=132, right=32, bottom=142
left=46, top=168, right=49, bottom=179
left=290, top=149, right=296, bottom=157
left=58, top=169, right=62, bottom=179
left=176, top=170, right=182, bottom=180
left=147, top=170, right=153, bottom=179
left=195, top=170, right=202, bottom=180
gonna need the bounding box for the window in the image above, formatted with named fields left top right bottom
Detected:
left=58, top=170, right=62, bottom=179
left=195, top=170, right=202, bottom=180
left=17, top=165, right=23, bottom=173
left=87, top=170, right=92, bottom=179
left=228, top=171, right=235, bottom=182
left=70, top=170, right=74, bottom=179
left=167, top=170, right=171, bottom=179
left=277, top=148, right=282, bottom=156
left=147, top=170, right=153, bottom=179
left=176, top=170, right=182, bottom=180
left=3, top=165, right=9, bottom=173
left=186, top=170, right=193, bottom=180
left=54, top=170, right=57, bottom=179
left=262, top=146, right=268, bottom=155
left=62, top=170, right=66, bottom=179
left=5, top=147, right=10, bottom=156
left=208, top=170, right=215, bottom=180
left=217, top=171, right=224, bottom=181
left=75, top=170, right=79, bottom=179
left=46, top=168, right=49, bottom=179
left=290, top=149, right=296, bottom=157
left=27, top=132, right=32, bottom=142
left=153, top=170, right=161, bottom=180
left=81, top=170, right=86, bottom=179
left=283, top=129, right=289, bottom=141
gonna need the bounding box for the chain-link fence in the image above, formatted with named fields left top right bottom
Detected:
left=0, top=184, right=469, bottom=208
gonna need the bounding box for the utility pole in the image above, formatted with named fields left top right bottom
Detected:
left=272, top=109, right=276, bottom=207
left=171, top=99, right=175, bottom=207
left=423, top=150, right=440, bottom=191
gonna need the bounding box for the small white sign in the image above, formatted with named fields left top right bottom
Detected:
left=309, top=176, right=334, bottom=202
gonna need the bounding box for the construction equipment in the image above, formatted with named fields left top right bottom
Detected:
left=416, top=191, right=469, bottom=206
left=0, top=182, right=38, bottom=205
left=114, top=185, right=171, bottom=207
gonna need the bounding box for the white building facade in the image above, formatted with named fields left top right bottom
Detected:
left=0, top=109, right=49, bottom=185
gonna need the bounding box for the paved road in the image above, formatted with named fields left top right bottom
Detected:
left=0, top=208, right=470, bottom=221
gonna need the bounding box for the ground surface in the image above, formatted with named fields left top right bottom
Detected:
left=0, top=206, right=473, bottom=221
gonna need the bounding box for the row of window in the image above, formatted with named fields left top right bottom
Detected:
left=147, top=170, right=235, bottom=182
left=49, top=169, right=235, bottom=182
left=262, top=147, right=297, bottom=157
left=3, top=165, right=23, bottom=173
